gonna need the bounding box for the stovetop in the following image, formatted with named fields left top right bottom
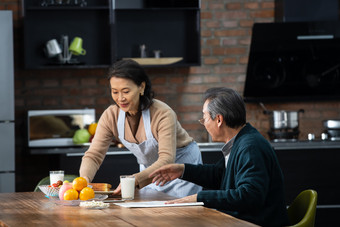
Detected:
left=270, top=139, right=340, bottom=150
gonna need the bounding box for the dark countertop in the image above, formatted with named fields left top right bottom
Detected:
left=199, top=140, right=340, bottom=151
left=29, top=140, right=340, bottom=155
left=270, top=140, right=340, bottom=150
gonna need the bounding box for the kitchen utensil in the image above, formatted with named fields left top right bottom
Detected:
left=323, top=119, right=340, bottom=129
left=45, top=39, right=62, bottom=58
left=308, top=133, right=315, bottom=141
left=270, top=110, right=304, bottom=129
left=323, top=119, right=340, bottom=140
left=260, top=103, right=304, bottom=129
left=58, top=35, right=72, bottom=64
left=260, top=103, right=304, bottom=140
left=321, top=133, right=328, bottom=140
left=69, top=37, right=86, bottom=56
left=153, top=50, right=162, bottom=58
left=140, top=44, right=147, bottom=58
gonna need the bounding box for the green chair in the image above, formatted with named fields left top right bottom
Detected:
left=287, top=189, right=318, bottom=227
left=34, top=174, right=79, bottom=192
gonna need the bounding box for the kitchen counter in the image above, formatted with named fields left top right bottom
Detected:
left=270, top=140, right=340, bottom=150
left=29, top=140, right=340, bottom=155
left=200, top=140, right=340, bottom=151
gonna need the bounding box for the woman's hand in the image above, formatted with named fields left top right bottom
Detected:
left=83, top=176, right=90, bottom=184
left=165, top=194, right=197, bottom=204
left=112, top=176, right=138, bottom=195
left=112, top=183, right=121, bottom=195
left=149, top=164, right=184, bottom=186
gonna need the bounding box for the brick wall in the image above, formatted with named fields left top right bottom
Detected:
left=2, top=0, right=340, bottom=143
left=3, top=0, right=340, bottom=192
left=3, top=1, right=340, bottom=145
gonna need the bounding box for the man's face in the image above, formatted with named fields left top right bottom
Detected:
left=202, top=100, right=219, bottom=142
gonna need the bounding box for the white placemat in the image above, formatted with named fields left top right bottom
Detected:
left=114, top=201, right=204, bottom=208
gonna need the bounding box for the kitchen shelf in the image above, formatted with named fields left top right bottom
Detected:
left=112, top=6, right=200, bottom=66
left=23, top=0, right=200, bottom=69
left=123, top=57, right=183, bottom=65
left=25, top=6, right=109, bottom=10
left=23, top=0, right=111, bottom=69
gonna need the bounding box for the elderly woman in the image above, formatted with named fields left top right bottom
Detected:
left=79, top=59, right=202, bottom=197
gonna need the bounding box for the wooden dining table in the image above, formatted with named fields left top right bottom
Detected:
left=0, top=188, right=258, bottom=227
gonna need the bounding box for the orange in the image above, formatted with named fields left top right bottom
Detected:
left=72, top=177, right=88, bottom=192
left=63, top=189, right=79, bottom=200
left=79, top=187, right=95, bottom=201
left=88, top=122, right=98, bottom=136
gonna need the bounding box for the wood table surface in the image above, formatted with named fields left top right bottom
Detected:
left=0, top=188, right=258, bottom=227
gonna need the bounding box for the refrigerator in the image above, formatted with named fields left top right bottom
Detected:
left=0, top=10, right=15, bottom=192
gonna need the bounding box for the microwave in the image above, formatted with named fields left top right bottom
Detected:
left=27, top=109, right=96, bottom=147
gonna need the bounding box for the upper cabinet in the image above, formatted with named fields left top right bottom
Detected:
left=23, top=0, right=111, bottom=69
left=23, top=0, right=201, bottom=69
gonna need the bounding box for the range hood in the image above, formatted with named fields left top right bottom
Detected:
left=244, top=21, right=340, bottom=102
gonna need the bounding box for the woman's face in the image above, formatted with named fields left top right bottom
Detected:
left=110, top=77, right=145, bottom=115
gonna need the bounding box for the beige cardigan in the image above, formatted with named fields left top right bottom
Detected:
left=79, top=99, right=193, bottom=188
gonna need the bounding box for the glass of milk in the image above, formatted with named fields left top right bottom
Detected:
left=50, top=170, right=64, bottom=185
left=120, top=175, right=135, bottom=200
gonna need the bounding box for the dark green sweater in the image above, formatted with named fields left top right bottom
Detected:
left=183, top=123, right=289, bottom=227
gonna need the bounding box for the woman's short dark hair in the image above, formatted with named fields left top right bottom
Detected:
left=107, top=59, right=154, bottom=110
left=204, top=87, right=246, bottom=128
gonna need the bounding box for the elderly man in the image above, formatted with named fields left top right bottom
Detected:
left=150, top=87, right=289, bottom=227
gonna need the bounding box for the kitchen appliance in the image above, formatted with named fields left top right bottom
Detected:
left=244, top=21, right=340, bottom=102
left=27, top=109, right=95, bottom=147
left=261, top=104, right=304, bottom=141
left=323, top=119, right=340, bottom=141
left=0, top=11, right=15, bottom=192
left=275, top=0, right=338, bottom=22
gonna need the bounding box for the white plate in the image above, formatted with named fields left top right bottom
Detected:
left=83, top=206, right=109, bottom=210
left=94, top=191, right=115, bottom=194
left=48, top=194, right=108, bottom=206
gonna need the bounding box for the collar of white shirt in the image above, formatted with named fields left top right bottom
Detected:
left=221, top=135, right=236, bottom=168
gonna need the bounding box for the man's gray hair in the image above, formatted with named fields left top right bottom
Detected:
left=204, top=87, right=246, bottom=128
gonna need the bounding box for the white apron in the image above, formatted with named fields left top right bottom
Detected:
left=117, top=109, right=202, bottom=197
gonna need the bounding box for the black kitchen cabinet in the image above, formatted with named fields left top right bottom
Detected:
left=111, top=0, right=201, bottom=67
left=23, top=0, right=201, bottom=69
left=23, top=0, right=111, bottom=69
left=275, top=148, right=340, bottom=227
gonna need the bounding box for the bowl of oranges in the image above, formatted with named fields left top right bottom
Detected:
left=47, top=177, right=108, bottom=206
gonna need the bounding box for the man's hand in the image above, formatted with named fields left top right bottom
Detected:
left=149, top=164, right=185, bottom=186
left=165, top=194, right=197, bottom=204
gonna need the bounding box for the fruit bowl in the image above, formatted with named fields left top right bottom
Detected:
left=38, top=185, right=60, bottom=197
left=48, top=194, right=108, bottom=206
